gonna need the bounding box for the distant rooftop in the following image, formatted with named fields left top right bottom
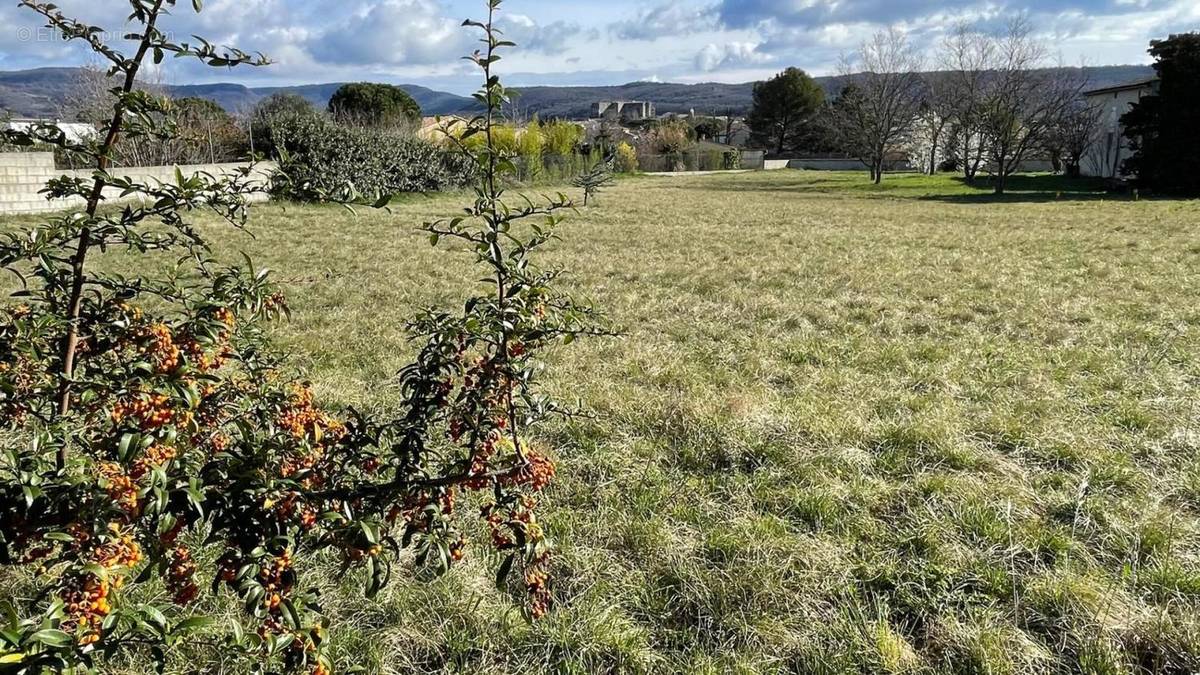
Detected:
left=1083, top=77, right=1159, bottom=97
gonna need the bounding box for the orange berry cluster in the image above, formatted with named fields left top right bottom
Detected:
left=465, top=434, right=499, bottom=490
left=269, top=492, right=319, bottom=531
left=111, top=392, right=183, bottom=431
left=117, top=302, right=144, bottom=322
left=60, top=524, right=143, bottom=644
left=214, top=307, right=236, bottom=329
left=136, top=322, right=182, bottom=374
left=482, top=497, right=551, bottom=616
left=165, top=547, right=199, bottom=605
left=258, top=551, right=296, bottom=628
left=483, top=497, right=545, bottom=550
left=179, top=306, right=236, bottom=373
left=180, top=337, right=231, bottom=373
left=98, top=462, right=140, bottom=516
left=449, top=537, right=467, bottom=562
left=506, top=448, right=556, bottom=492
left=60, top=574, right=111, bottom=646
left=278, top=384, right=346, bottom=444
left=485, top=508, right=512, bottom=549
left=91, top=525, right=144, bottom=569
left=524, top=561, right=551, bottom=619
left=96, top=443, right=177, bottom=518
left=133, top=443, right=179, bottom=479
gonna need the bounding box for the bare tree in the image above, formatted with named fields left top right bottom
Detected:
left=914, top=72, right=957, bottom=174
left=976, top=19, right=1086, bottom=194
left=1046, top=97, right=1103, bottom=178
left=938, top=23, right=995, bottom=182
left=831, top=28, right=924, bottom=183
left=60, top=62, right=185, bottom=166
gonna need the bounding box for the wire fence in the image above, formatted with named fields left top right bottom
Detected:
left=636, top=149, right=765, bottom=173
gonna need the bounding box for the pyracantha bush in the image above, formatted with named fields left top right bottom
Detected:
left=0, top=0, right=607, bottom=672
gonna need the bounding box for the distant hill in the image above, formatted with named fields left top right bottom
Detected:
left=0, top=67, right=478, bottom=118
left=0, top=67, right=81, bottom=118
left=507, top=65, right=1158, bottom=118
left=507, top=81, right=755, bottom=119
left=0, top=65, right=1156, bottom=121
left=168, top=81, right=477, bottom=116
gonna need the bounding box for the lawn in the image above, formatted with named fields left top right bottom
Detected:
left=9, top=169, right=1200, bottom=673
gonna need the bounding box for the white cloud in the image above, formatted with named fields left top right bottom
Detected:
left=498, top=14, right=584, bottom=54
left=610, top=2, right=717, bottom=41
left=307, top=0, right=470, bottom=67
left=694, top=42, right=772, bottom=72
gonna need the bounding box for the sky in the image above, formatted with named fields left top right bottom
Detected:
left=0, top=0, right=1196, bottom=93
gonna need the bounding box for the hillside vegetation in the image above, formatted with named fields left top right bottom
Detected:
left=0, top=65, right=1157, bottom=119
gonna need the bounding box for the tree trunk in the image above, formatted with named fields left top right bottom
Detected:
left=994, top=172, right=1007, bottom=195
left=1067, top=154, right=1082, bottom=179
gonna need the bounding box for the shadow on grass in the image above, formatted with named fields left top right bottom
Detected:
left=669, top=171, right=1140, bottom=204
left=915, top=174, right=1119, bottom=204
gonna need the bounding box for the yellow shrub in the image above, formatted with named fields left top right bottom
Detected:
left=615, top=142, right=639, bottom=174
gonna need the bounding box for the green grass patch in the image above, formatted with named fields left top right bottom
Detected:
left=5, top=170, right=1200, bottom=672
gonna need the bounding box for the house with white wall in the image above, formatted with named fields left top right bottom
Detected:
left=1081, top=78, right=1158, bottom=179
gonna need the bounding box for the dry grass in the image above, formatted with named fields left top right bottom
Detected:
left=8, top=170, right=1200, bottom=673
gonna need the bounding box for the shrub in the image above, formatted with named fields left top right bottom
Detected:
left=250, top=92, right=318, bottom=157
left=490, top=124, right=520, bottom=155
left=572, top=158, right=615, bottom=206
left=614, top=142, right=639, bottom=173
left=543, top=120, right=584, bottom=157
left=641, top=121, right=691, bottom=171
left=327, top=82, right=421, bottom=128
left=0, top=1, right=604, bottom=673
left=171, top=97, right=250, bottom=164
left=517, top=117, right=544, bottom=182
left=269, top=112, right=475, bottom=199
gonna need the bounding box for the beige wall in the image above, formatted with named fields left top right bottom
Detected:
left=0, top=153, right=275, bottom=215
left=1082, top=86, right=1153, bottom=179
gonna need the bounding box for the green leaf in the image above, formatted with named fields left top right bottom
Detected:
left=280, top=600, right=301, bottom=631
left=495, top=554, right=515, bottom=591
left=192, top=0, right=203, bottom=11
left=30, top=629, right=71, bottom=648
left=176, top=617, right=214, bottom=633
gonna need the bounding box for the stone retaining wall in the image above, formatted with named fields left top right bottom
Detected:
left=0, top=153, right=276, bottom=215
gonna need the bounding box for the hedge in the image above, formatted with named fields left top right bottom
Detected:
left=268, top=113, right=475, bottom=199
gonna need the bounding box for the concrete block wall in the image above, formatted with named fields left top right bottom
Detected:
left=0, top=153, right=276, bottom=215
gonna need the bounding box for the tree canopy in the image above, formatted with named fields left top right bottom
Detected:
left=1121, top=33, right=1200, bottom=195
left=746, top=67, right=825, bottom=155
left=327, top=82, right=422, bottom=127
left=254, top=92, right=317, bottom=120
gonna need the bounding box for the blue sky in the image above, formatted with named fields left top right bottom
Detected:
left=0, top=0, right=1195, bottom=92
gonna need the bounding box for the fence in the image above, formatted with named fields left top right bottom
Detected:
left=637, top=148, right=765, bottom=173
left=0, top=152, right=275, bottom=215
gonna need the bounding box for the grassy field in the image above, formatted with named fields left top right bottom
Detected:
left=9, top=170, right=1200, bottom=673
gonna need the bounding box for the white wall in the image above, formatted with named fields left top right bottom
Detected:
left=0, top=153, right=275, bottom=215
left=1082, top=86, right=1152, bottom=179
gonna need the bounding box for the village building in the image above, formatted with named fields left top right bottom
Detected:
left=1081, top=78, right=1158, bottom=179
left=594, top=100, right=655, bottom=122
